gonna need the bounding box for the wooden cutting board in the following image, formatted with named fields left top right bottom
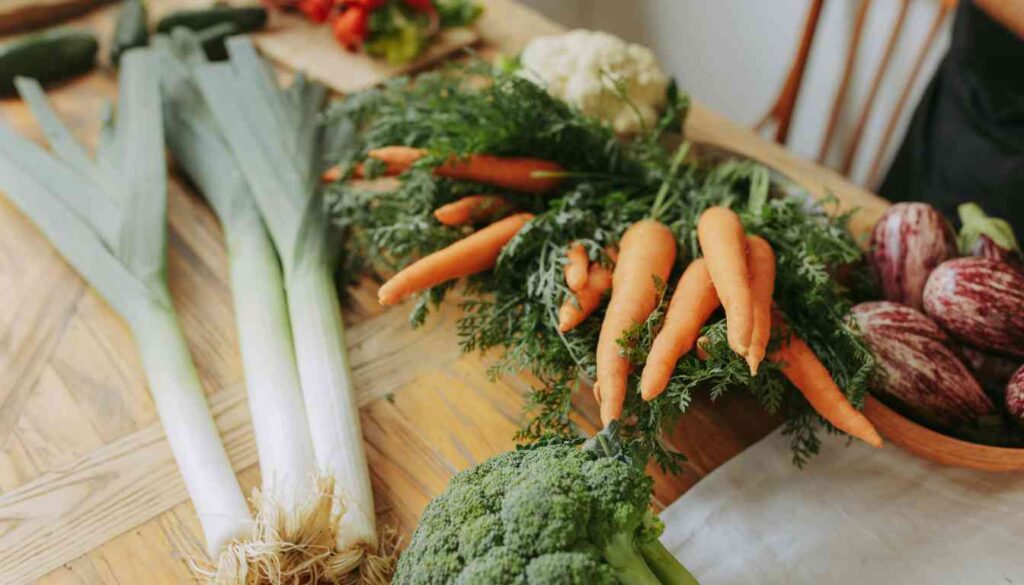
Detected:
left=0, top=1, right=891, bottom=583
left=146, top=0, right=480, bottom=93
left=0, top=0, right=114, bottom=34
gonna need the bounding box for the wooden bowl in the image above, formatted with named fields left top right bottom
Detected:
left=863, top=395, right=1024, bottom=472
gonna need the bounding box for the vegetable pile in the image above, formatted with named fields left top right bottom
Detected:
left=324, top=63, right=878, bottom=467
left=394, top=423, right=699, bottom=584
left=861, top=201, right=1024, bottom=444
left=266, top=0, right=482, bottom=63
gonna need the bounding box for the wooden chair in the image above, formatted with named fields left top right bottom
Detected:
left=756, top=0, right=958, bottom=187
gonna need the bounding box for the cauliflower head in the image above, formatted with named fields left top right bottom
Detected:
left=519, top=29, right=669, bottom=135
left=393, top=425, right=699, bottom=584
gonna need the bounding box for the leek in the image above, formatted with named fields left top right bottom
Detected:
left=0, top=51, right=253, bottom=558
left=157, top=33, right=350, bottom=581
left=189, top=37, right=389, bottom=579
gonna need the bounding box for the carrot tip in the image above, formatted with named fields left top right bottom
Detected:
left=863, top=429, right=884, bottom=449
left=746, top=355, right=761, bottom=376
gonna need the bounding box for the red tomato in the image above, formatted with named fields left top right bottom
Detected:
left=298, top=0, right=333, bottom=22
left=333, top=6, right=370, bottom=50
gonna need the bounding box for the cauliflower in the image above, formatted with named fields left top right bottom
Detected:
left=392, top=423, right=700, bottom=584
left=519, top=29, right=669, bottom=135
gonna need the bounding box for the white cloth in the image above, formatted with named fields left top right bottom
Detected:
left=659, top=429, right=1024, bottom=584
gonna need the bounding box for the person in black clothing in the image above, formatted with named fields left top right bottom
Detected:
left=880, top=1, right=1024, bottom=237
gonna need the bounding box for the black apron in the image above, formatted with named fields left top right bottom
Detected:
left=880, top=2, right=1024, bottom=237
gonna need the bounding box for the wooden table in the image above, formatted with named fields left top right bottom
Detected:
left=0, top=1, right=891, bottom=582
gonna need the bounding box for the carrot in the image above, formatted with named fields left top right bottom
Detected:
left=558, top=262, right=612, bottom=332
left=697, top=206, right=753, bottom=356
left=596, top=219, right=677, bottom=426
left=771, top=314, right=883, bottom=448
left=433, top=195, right=509, bottom=226
left=361, top=145, right=426, bottom=176
left=436, top=153, right=564, bottom=194
left=564, top=242, right=590, bottom=292
left=744, top=235, right=776, bottom=376
left=322, top=146, right=565, bottom=193
left=320, top=146, right=425, bottom=182
left=378, top=213, right=534, bottom=305
left=639, top=258, right=721, bottom=401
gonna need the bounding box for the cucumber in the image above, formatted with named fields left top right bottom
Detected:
left=195, top=21, right=241, bottom=62
left=0, top=29, right=98, bottom=96
left=156, top=5, right=268, bottom=35
left=110, top=0, right=150, bottom=66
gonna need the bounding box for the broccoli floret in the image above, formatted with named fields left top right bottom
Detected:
left=454, top=546, right=526, bottom=585
left=526, top=551, right=616, bottom=584
left=458, top=514, right=504, bottom=560
left=393, top=424, right=700, bottom=584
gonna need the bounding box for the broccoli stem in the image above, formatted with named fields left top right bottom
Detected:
left=638, top=538, right=700, bottom=585
left=603, top=532, right=664, bottom=585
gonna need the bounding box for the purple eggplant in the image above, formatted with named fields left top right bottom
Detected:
left=1006, top=366, right=1024, bottom=423
left=870, top=202, right=958, bottom=310
left=852, top=301, right=993, bottom=429
left=923, top=257, right=1024, bottom=358
left=958, top=203, right=1022, bottom=271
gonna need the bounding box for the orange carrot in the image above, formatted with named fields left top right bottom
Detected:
left=745, top=235, right=776, bottom=376
left=433, top=195, right=509, bottom=226
left=436, top=153, right=564, bottom=194
left=322, top=146, right=565, bottom=193
left=771, top=314, right=883, bottom=448
left=361, top=145, right=426, bottom=176
left=378, top=213, right=534, bottom=305
left=596, top=219, right=677, bottom=425
left=321, top=165, right=343, bottom=183
left=558, top=262, right=612, bottom=332
left=564, top=242, right=590, bottom=292
left=320, top=146, right=426, bottom=182
left=639, top=258, right=721, bottom=401
left=697, top=206, right=753, bottom=356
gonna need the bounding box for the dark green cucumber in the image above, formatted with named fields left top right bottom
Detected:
left=110, top=0, right=150, bottom=66
left=156, top=5, right=267, bottom=35
left=195, top=21, right=242, bottom=61
left=0, top=29, right=98, bottom=95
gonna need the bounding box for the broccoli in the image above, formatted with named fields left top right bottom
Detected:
left=394, top=423, right=699, bottom=584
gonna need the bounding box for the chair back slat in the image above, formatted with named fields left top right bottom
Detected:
left=759, top=0, right=957, bottom=187
left=755, top=0, right=825, bottom=144
left=841, top=0, right=911, bottom=175
left=817, top=0, right=874, bottom=163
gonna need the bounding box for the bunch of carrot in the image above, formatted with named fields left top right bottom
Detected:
left=353, top=149, right=881, bottom=449
left=328, top=146, right=563, bottom=305
left=564, top=206, right=881, bottom=448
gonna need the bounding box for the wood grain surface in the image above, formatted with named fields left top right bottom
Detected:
left=0, top=1, right=891, bottom=583
left=0, top=0, right=114, bottom=34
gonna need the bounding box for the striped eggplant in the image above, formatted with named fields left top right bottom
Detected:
left=923, top=257, right=1024, bottom=358
left=852, top=301, right=993, bottom=430
left=1007, top=366, right=1024, bottom=423
left=869, top=202, right=958, bottom=310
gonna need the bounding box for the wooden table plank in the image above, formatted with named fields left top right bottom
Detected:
left=0, top=1, right=894, bottom=582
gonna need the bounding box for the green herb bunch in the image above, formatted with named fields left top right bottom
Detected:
left=324, top=63, right=875, bottom=468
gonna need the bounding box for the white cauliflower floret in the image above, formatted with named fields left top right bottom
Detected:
left=519, top=29, right=669, bottom=134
